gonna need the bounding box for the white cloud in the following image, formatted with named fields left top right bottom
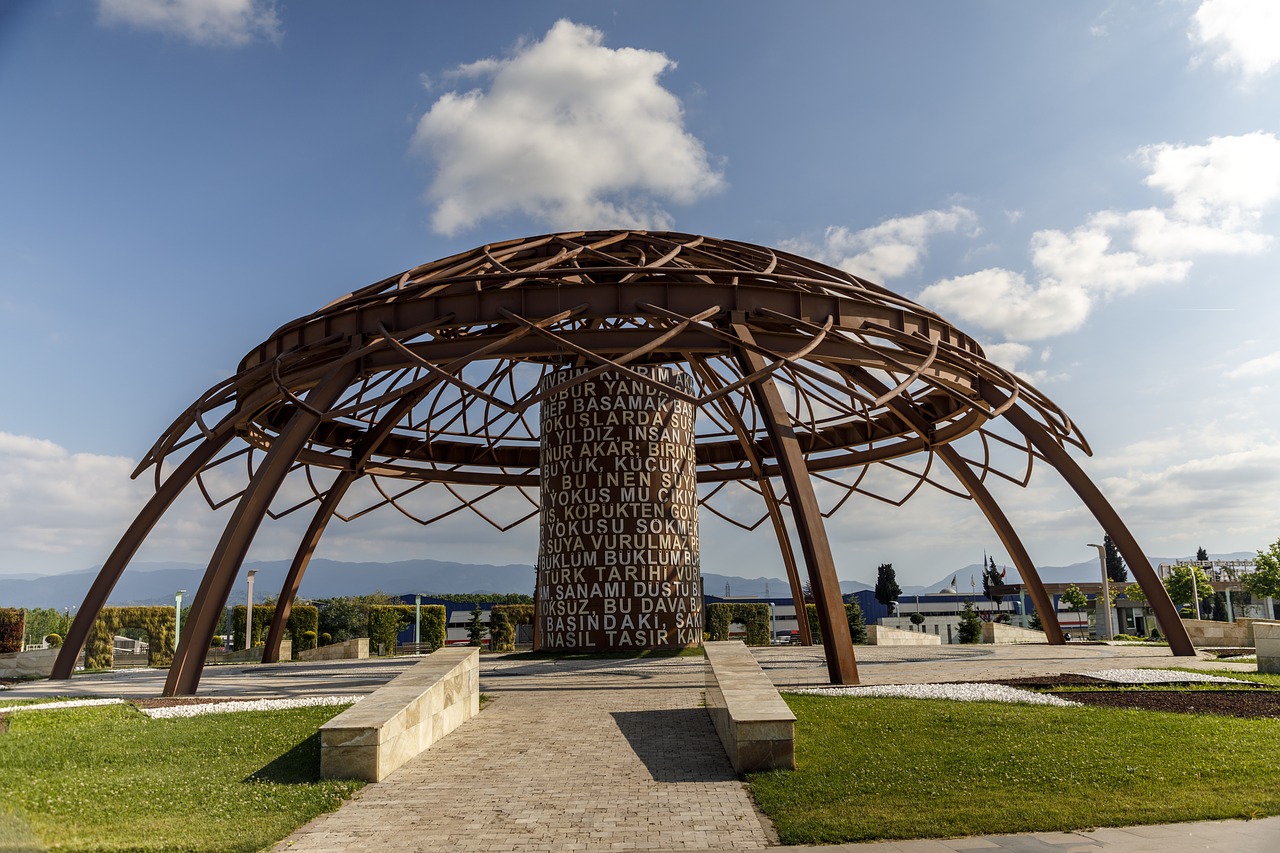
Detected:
left=918, top=268, right=1092, bottom=341
left=789, top=206, right=978, bottom=281
left=1190, top=0, right=1280, bottom=81
left=412, top=20, right=724, bottom=236
left=982, top=341, right=1032, bottom=372
left=97, top=0, right=280, bottom=47
left=918, top=133, right=1280, bottom=341
left=1227, top=351, right=1280, bottom=379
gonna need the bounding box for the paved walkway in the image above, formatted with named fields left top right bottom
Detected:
left=6, top=643, right=1278, bottom=852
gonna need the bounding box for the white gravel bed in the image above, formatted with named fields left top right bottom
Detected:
left=789, top=683, right=1080, bottom=707
left=0, top=698, right=125, bottom=714
left=138, top=695, right=363, bottom=718
left=1077, top=668, right=1243, bottom=684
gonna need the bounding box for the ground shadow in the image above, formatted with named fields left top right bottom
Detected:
left=246, top=732, right=322, bottom=784
left=610, top=708, right=738, bottom=783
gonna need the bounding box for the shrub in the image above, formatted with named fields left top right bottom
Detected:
left=209, top=635, right=223, bottom=648
left=805, top=603, right=868, bottom=645
left=367, top=605, right=414, bottom=655
left=320, top=632, right=333, bottom=645
left=300, top=630, right=317, bottom=651
left=488, top=605, right=531, bottom=652
left=85, top=607, right=176, bottom=669
left=44, top=633, right=63, bottom=648
left=706, top=603, right=769, bottom=645
left=231, top=604, right=318, bottom=652
left=909, top=611, right=926, bottom=625
left=957, top=600, right=982, bottom=644
left=0, top=609, right=24, bottom=654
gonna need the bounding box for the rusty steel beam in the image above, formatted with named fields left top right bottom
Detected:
left=690, top=356, right=812, bottom=646
left=733, top=324, right=858, bottom=684
left=51, top=422, right=237, bottom=680
left=843, top=366, right=1064, bottom=644
left=979, top=382, right=1195, bottom=656
left=165, top=362, right=360, bottom=696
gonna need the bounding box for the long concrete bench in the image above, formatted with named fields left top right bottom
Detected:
left=320, top=646, right=478, bottom=782
left=704, top=641, right=795, bottom=773
left=981, top=623, right=1047, bottom=644
left=297, top=637, right=368, bottom=662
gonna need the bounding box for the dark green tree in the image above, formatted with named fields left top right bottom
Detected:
left=316, top=597, right=366, bottom=643
left=957, top=600, right=982, bottom=643
left=1210, top=591, right=1228, bottom=622
left=873, top=563, right=901, bottom=611
left=1164, top=564, right=1213, bottom=614
left=1244, top=538, right=1280, bottom=603
left=1060, top=584, right=1088, bottom=635
left=1196, top=546, right=1209, bottom=562
left=846, top=598, right=867, bottom=645
left=981, top=556, right=1004, bottom=612
left=1104, top=534, right=1128, bottom=583
left=466, top=605, right=487, bottom=647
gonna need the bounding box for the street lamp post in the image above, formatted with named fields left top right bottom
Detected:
left=245, top=570, right=258, bottom=650
left=415, top=594, right=422, bottom=649
left=174, top=590, right=186, bottom=652
left=1087, top=543, right=1113, bottom=640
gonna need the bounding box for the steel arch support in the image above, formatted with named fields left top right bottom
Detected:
left=979, top=383, right=1195, bottom=656
left=732, top=325, right=858, bottom=684
left=934, top=445, right=1064, bottom=644
left=840, top=365, right=1064, bottom=644
left=165, top=363, right=359, bottom=696
left=261, top=470, right=356, bottom=663
left=51, top=424, right=237, bottom=680
left=690, top=357, right=811, bottom=645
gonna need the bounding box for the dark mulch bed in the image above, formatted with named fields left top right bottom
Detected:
left=1045, top=689, right=1280, bottom=718
left=987, top=674, right=1280, bottom=718
left=131, top=696, right=264, bottom=709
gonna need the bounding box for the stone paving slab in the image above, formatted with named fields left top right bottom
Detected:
left=273, top=656, right=772, bottom=852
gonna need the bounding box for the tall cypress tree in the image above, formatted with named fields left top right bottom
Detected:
left=874, top=563, right=901, bottom=611
left=1104, top=534, right=1128, bottom=583
left=981, top=556, right=1004, bottom=612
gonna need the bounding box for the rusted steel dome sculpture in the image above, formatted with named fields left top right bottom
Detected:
left=53, top=231, right=1194, bottom=694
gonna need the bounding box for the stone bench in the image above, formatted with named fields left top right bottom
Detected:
left=222, top=639, right=291, bottom=663
left=704, top=641, right=795, bottom=773
left=320, top=646, right=479, bottom=782
left=867, top=624, right=941, bottom=646
left=1255, top=622, right=1280, bottom=675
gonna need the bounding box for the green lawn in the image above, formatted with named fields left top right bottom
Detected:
left=749, top=694, right=1280, bottom=844
left=0, top=703, right=361, bottom=852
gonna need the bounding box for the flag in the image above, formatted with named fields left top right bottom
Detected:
left=1000, top=567, right=1007, bottom=579
left=950, top=574, right=957, bottom=587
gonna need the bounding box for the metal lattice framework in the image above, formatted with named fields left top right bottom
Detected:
left=52, top=231, right=1195, bottom=694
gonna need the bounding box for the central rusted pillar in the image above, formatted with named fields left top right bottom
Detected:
left=536, top=366, right=703, bottom=651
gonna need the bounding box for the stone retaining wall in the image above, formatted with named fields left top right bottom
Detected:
left=704, top=641, right=795, bottom=773
left=222, top=640, right=292, bottom=663
left=866, top=624, right=941, bottom=646
left=981, top=623, right=1047, bottom=644
left=1255, top=622, right=1280, bottom=675
left=0, top=647, right=60, bottom=678
left=320, top=646, right=479, bottom=782
left=297, top=638, right=368, bottom=662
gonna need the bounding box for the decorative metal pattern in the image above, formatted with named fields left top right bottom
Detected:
left=51, top=231, right=1195, bottom=694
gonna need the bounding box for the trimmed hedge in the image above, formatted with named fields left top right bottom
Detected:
left=231, top=604, right=319, bottom=651
left=705, top=602, right=770, bottom=645
left=86, top=607, right=176, bottom=669
left=805, top=601, right=867, bottom=645
left=489, top=604, right=534, bottom=651
left=0, top=608, right=23, bottom=654
left=367, top=605, right=411, bottom=655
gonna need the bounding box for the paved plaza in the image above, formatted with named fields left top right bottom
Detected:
left=4, top=643, right=1278, bottom=851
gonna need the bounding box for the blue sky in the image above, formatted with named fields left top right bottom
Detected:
left=2, top=0, right=1279, bottom=587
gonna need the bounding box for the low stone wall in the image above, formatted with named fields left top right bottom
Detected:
left=981, top=623, right=1047, bottom=644
left=866, top=624, right=941, bottom=646
left=1255, top=622, right=1280, bottom=675
left=222, top=640, right=292, bottom=663
left=297, top=638, right=368, bottom=662
left=704, top=641, right=795, bottom=773
left=1180, top=618, right=1256, bottom=647
left=0, top=647, right=60, bottom=678
left=320, top=647, right=479, bottom=782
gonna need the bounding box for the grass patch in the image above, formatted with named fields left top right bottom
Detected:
left=0, top=703, right=362, bottom=852
left=749, top=694, right=1280, bottom=844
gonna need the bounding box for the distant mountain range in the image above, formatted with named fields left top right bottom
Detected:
left=1, top=552, right=1256, bottom=610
